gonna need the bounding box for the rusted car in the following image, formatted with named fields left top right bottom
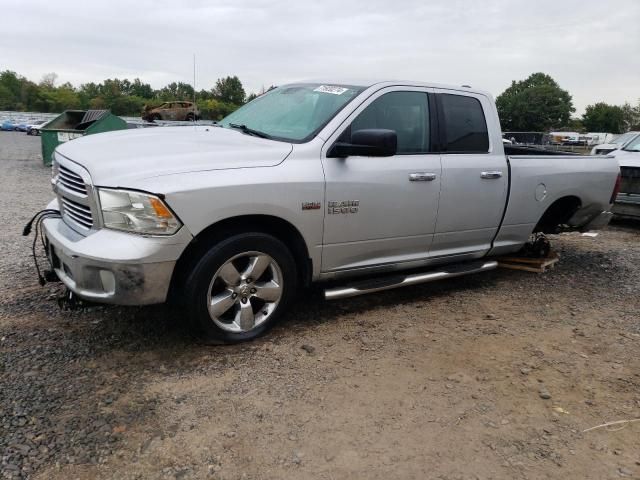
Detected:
left=142, top=101, right=200, bottom=122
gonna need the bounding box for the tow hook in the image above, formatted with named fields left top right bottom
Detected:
left=57, top=289, right=83, bottom=311
left=43, top=269, right=59, bottom=283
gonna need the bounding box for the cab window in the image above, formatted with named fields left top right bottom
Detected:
left=439, top=94, right=489, bottom=153
left=348, top=91, right=430, bottom=154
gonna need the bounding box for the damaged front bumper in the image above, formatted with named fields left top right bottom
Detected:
left=42, top=204, right=192, bottom=305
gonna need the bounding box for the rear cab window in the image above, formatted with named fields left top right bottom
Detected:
left=439, top=94, right=489, bottom=153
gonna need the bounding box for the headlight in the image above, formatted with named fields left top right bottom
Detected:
left=98, top=188, right=181, bottom=235
left=51, top=158, right=59, bottom=189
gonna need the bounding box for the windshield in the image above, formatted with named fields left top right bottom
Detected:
left=219, top=83, right=366, bottom=142
left=612, top=132, right=638, bottom=146
left=622, top=135, right=640, bottom=152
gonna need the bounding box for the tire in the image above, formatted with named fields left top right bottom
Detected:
left=185, top=113, right=195, bottom=121
left=184, top=232, right=297, bottom=344
left=151, top=113, right=161, bottom=122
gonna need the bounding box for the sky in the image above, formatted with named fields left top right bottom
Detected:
left=1, top=0, right=638, bottom=115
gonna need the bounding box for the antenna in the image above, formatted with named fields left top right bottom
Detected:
left=193, top=54, right=196, bottom=125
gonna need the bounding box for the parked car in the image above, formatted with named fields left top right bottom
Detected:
left=1, top=120, right=16, bottom=131
left=141, top=101, right=200, bottom=122
left=14, top=122, right=31, bottom=132
left=27, top=121, right=48, bottom=136
left=41, top=80, right=619, bottom=344
left=549, top=131, right=581, bottom=145
left=585, top=132, right=615, bottom=146
left=611, top=135, right=640, bottom=218
left=591, top=131, right=640, bottom=155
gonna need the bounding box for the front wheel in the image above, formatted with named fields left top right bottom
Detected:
left=184, top=233, right=297, bottom=344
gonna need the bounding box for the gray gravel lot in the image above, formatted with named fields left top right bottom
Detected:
left=1, top=130, right=639, bottom=480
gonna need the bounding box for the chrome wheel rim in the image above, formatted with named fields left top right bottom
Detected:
left=206, top=251, right=283, bottom=333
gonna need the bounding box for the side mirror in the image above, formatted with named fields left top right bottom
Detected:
left=328, top=129, right=397, bottom=158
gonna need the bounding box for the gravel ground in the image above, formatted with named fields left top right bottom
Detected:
left=1, top=130, right=639, bottom=480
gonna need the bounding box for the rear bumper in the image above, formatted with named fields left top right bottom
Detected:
left=613, top=193, right=640, bottom=218
left=582, top=210, right=613, bottom=230
left=42, top=204, right=192, bottom=305
left=568, top=204, right=613, bottom=231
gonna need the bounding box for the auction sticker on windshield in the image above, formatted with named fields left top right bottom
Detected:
left=314, top=85, right=349, bottom=95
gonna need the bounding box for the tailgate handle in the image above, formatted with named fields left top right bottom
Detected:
left=409, top=172, right=437, bottom=182
left=481, top=171, right=503, bottom=179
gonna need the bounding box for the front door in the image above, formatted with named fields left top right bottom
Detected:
left=321, top=88, right=441, bottom=273
left=429, top=90, right=508, bottom=258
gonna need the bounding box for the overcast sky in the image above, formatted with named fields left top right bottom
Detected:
left=1, top=0, right=638, bottom=114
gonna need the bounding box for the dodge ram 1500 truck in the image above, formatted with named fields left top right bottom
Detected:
left=41, top=80, right=621, bottom=343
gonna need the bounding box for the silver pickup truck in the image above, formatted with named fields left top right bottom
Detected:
left=41, top=80, right=620, bottom=343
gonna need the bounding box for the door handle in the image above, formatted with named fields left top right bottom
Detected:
left=409, top=172, right=437, bottom=182
left=480, top=171, right=503, bottom=179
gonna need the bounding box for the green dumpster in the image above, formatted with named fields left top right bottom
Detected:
left=40, top=110, right=127, bottom=166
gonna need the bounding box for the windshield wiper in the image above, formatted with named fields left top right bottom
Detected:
left=228, top=123, right=272, bottom=139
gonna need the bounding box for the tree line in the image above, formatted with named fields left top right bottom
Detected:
left=1, top=69, right=638, bottom=132
left=0, top=70, right=257, bottom=120
left=496, top=72, right=639, bottom=134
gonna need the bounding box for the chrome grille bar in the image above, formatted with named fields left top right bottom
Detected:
left=58, top=164, right=87, bottom=195
left=61, top=197, right=93, bottom=229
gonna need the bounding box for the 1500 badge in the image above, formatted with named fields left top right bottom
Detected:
left=327, top=200, right=359, bottom=214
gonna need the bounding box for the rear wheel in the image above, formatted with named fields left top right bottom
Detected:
left=184, top=233, right=297, bottom=344
left=185, top=112, right=195, bottom=121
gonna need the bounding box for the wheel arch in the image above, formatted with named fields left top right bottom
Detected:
left=533, top=195, right=582, bottom=234
left=168, top=214, right=312, bottom=301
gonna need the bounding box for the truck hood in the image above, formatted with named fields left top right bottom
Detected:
left=56, top=126, right=293, bottom=185
left=614, top=149, right=640, bottom=168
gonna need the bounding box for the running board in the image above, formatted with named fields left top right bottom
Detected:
left=324, top=260, right=498, bottom=300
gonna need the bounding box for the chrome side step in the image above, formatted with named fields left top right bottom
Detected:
left=324, top=260, right=498, bottom=300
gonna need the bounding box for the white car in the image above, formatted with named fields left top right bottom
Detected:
left=591, top=131, right=640, bottom=155
left=612, top=135, right=640, bottom=218
left=27, top=121, right=48, bottom=136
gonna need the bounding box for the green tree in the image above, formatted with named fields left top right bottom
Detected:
left=0, top=84, right=13, bottom=109
left=40, top=72, right=58, bottom=89
left=213, top=76, right=245, bottom=105
left=130, top=78, right=154, bottom=99
left=581, top=103, right=626, bottom=133
left=0, top=70, right=25, bottom=109
left=46, top=84, right=81, bottom=112
left=496, top=73, right=574, bottom=131
left=621, top=101, right=640, bottom=131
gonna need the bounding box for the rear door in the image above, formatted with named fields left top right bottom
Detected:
left=430, top=90, right=508, bottom=258
left=321, top=87, right=442, bottom=273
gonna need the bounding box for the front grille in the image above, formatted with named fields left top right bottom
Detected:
left=61, top=196, right=93, bottom=229
left=58, top=164, right=87, bottom=195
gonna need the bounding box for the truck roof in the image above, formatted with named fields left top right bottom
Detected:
left=302, top=79, right=493, bottom=98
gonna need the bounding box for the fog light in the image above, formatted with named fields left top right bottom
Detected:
left=99, top=270, right=116, bottom=294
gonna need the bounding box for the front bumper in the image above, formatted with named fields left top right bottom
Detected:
left=42, top=202, right=192, bottom=305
